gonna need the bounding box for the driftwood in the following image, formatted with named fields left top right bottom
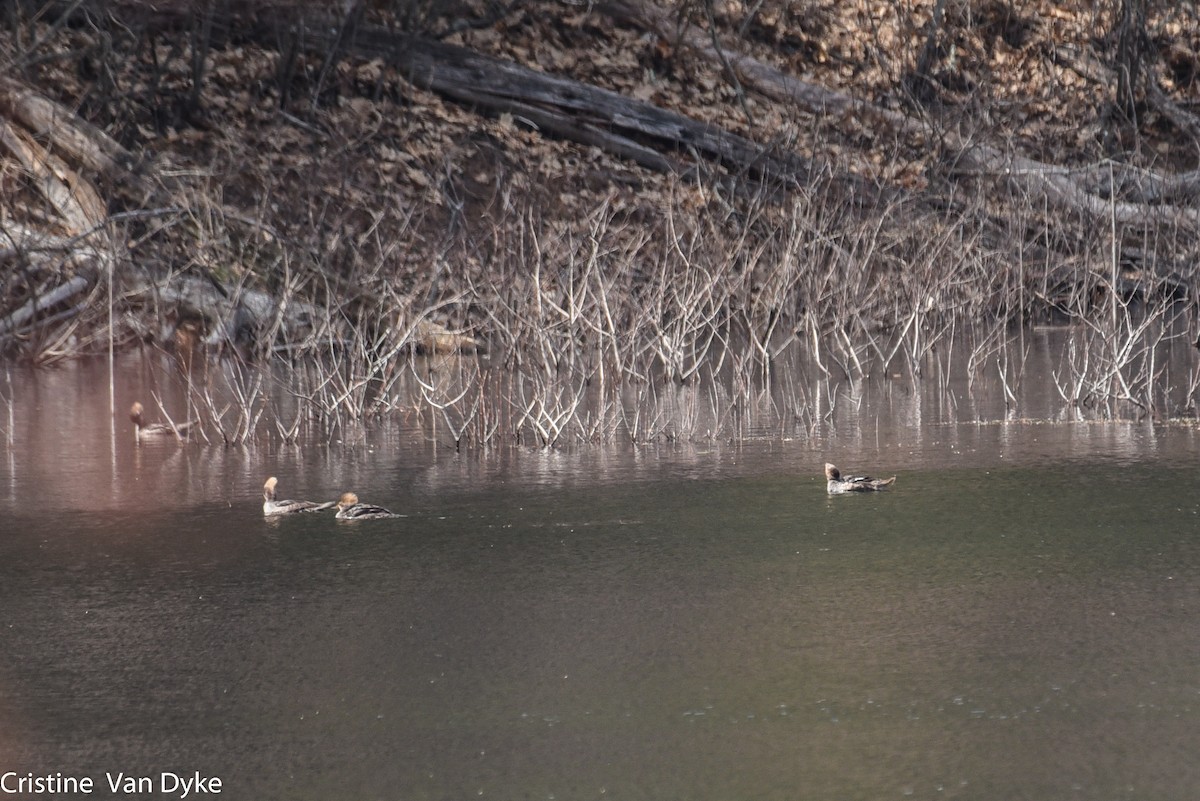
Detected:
left=128, top=272, right=322, bottom=349
left=126, top=270, right=481, bottom=354
left=0, top=274, right=90, bottom=335
left=0, top=113, right=107, bottom=236
left=0, top=76, right=141, bottom=185
left=0, top=78, right=123, bottom=353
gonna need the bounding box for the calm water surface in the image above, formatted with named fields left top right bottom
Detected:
left=1, top=358, right=1199, bottom=800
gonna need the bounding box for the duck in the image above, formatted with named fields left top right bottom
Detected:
left=334, top=492, right=399, bottom=520
left=129, top=401, right=197, bottom=441
left=262, top=476, right=335, bottom=516
left=825, top=463, right=896, bottom=494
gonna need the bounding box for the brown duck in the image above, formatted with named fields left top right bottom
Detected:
left=825, top=463, right=896, bottom=494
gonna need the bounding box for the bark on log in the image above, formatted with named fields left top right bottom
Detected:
left=0, top=274, right=90, bottom=335
left=0, top=115, right=107, bottom=236
left=0, top=76, right=141, bottom=183
left=350, top=27, right=817, bottom=188
left=129, top=273, right=321, bottom=349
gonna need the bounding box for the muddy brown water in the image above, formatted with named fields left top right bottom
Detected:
left=1, top=348, right=1199, bottom=800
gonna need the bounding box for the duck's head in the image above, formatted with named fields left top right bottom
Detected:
left=264, top=476, right=279, bottom=500
left=824, top=463, right=840, bottom=480
left=337, top=492, right=359, bottom=509
left=129, top=402, right=146, bottom=425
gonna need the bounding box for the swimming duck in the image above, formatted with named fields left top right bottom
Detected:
left=129, top=401, right=197, bottom=441
left=825, top=463, right=896, bottom=494
left=262, top=476, right=335, bottom=516
left=334, top=492, right=399, bottom=520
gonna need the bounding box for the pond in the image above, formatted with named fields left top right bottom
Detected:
left=0, top=350, right=1199, bottom=800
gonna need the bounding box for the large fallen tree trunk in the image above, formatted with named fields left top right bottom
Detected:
left=350, top=27, right=818, bottom=189
left=0, top=76, right=143, bottom=188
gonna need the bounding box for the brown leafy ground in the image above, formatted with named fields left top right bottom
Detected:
left=1, top=1, right=1198, bottom=387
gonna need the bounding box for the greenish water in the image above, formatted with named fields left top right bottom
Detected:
left=2, top=454, right=1199, bottom=800
left=1, top=358, right=1199, bottom=800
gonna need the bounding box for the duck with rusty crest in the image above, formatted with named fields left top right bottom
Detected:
left=825, top=463, right=896, bottom=494
left=335, top=492, right=400, bottom=521
left=129, top=401, right=197, bottom=442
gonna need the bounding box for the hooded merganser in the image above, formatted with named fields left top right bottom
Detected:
left=262, top=476, right=335, bottom=516
left=334, top=492, right=399, bottom=520
left=129, top=401, right=197, bottom=441
left=825, top=463, right=896, bottom=494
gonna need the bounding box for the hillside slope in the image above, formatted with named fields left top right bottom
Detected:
left=2, top=0, right=1199, bottom=370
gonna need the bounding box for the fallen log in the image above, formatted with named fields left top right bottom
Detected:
left=0, top=274, right=91, bottom=335
left=127, top=272, right=322, bottom=350
left=351, top=27, right=817, bottom=188
left=0, top=76, right=141, bottom=183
